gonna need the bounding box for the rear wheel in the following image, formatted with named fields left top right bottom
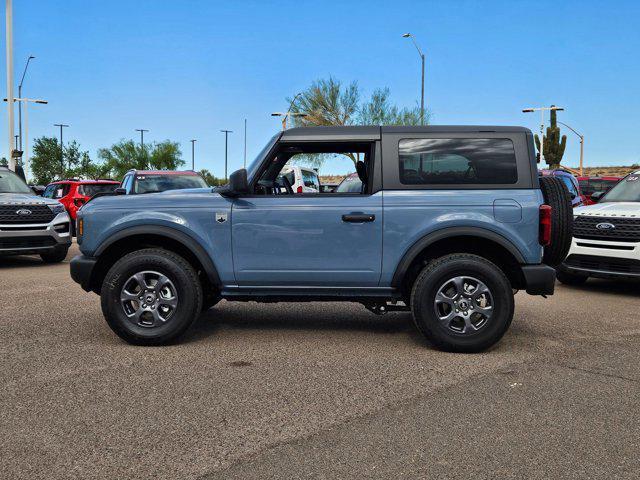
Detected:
left=556, top=270, right=589, bottom=286
left=539, top=176, right=573, bottom=266
left=410, top=254, right=514, bottom=353
left=100, top=248, right=202, bottom=345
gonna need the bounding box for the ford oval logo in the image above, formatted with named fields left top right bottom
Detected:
left=15, top=208, right=32, bottom=216
left=596, top=222, right=616, bottom=230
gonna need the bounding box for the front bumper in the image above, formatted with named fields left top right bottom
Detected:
left=0, top=212, right=72, bottom=256
left=522, top=264, right=556, bottom=295
left=70, top=254, right=98, bottom=291
left=560, top=237, right=640, bottom=280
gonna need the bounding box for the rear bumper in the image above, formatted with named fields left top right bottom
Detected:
left=70, top=254, right=98, bottom=292
left=521, top=264, right=556, bottom=295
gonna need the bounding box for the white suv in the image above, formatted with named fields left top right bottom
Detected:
left=558, top=170, right=640, bottom=284
left=280, top=166, right=320, bottom=193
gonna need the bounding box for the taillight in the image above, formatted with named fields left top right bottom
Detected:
left=74, top=198, right=87, bottom=208
left=296, top=186, right=303, bottom=194
left=539, top=204, right=552, bottom=246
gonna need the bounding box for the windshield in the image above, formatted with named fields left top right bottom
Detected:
left=134, top=174, right=208, bottom=194
left=0, top=169, right=33, bottom=194
left=335, top=174, right=363, bottom=193
left=78, top=184, right=118, bottom=197
left=600, top=173, right=640, bottom=203
left=246, top=133, right=280, bottom=182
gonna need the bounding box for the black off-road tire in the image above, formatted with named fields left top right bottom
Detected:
left=556, top=269, right=589, bottom=286
left=40, top=245, right=69, bottom=263
left=539, top=176, right=573, bottom=267
left=410, top=254, right=515, bottom=353
left=100, top=248, right=203, bottom=346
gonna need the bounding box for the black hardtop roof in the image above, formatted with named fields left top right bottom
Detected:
left=281, top=125, right=531, bottom=141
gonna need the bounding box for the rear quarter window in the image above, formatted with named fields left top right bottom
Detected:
left=398, top=138, right=518, bottom=185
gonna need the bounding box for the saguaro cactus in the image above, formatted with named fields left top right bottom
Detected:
left=534, top=106, right=567, bottom=169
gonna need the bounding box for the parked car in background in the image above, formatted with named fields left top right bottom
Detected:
left=43, top=179, right=120, bottom=234
left=0, top=166, right=71, bottom=262
left=540, top=169, right=586, bottom=207
left=576, top=176, right=621, bottom=204
left=335, top=172, right=364, bottom=193
left=558, top=170, right=640, bottom=285
left=280, top=165, right=321, bottom=193
left=117, top=170, right=208, bottom=195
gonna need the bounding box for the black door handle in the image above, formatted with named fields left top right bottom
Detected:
left=342, top=213, right=375, bottom=223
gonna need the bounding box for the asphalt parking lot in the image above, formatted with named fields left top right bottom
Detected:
left=1, top=243, right=639, bottom=479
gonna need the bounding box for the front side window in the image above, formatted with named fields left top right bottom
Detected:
left=399, top=138, right=518, bottom=185
left=301, top=170, right=320, bottom=190
left=43, top=183, right=68, bottom=198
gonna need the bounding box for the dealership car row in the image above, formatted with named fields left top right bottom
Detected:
left=1, top=132, right=639, bottom=350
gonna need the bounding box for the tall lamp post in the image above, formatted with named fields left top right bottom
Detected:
left=558, top=121, right=584, bottom=176
left=220, top=129, right=232, bottom=181
left=190, top=139, right=196, bottom=170
left=54, top=123, right=69, bottom=177
left=6, top=0, right=15, bottom=170
left=522, top=106, right=564, bottom=164
left=402, top=33, right=425, bottom=125
left=18, top=55, right=35, bottom=151
left=271, top=92, right=307, bottom=130
left=11, top=97, right=47, bottom=180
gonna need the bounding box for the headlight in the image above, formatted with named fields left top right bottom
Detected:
left=49, top=203, right=66, bottom=215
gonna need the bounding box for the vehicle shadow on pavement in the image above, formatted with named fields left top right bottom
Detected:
left=558, top=278, right=639, bottom=298
left=0, top=255, right=62, bottom=269
left=185, top=302, right=418, bottom=343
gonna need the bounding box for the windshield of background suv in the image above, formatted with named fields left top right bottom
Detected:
left=0, top=169, right=33, bottom=194
left=600, top=173, right=640, bottom=202
left=78, top=184, right=118, bottom=197
left=134, top=174, right=208, bottom=194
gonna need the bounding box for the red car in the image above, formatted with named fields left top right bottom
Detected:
left=576, top=176, right=622, bottom=204
left=43, top=179, right=120, bottom=233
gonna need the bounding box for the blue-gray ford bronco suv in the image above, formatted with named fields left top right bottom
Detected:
left=70, top=126, right=572, bottom=352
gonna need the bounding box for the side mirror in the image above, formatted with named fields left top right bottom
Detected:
left=114, top=187, right=127, bottom=195
left=590, top=191, right=604, bottom=202
left=220, top=169, right=249, bottom=197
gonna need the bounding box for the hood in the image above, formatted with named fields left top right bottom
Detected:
left=574, top=201, right=640, bottom=217
left=82, top=188, right=226, bottom=212
left=0, top=192, right=60, bottom=206
left=156, top=187, right=214, bottom=195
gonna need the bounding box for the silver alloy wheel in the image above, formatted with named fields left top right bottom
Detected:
left=120, top=271, right=178, bottom=328
left=433, top=276, right=493, bottom=334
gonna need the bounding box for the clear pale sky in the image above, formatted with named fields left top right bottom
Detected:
left=1, top=0, right=639, bottom=177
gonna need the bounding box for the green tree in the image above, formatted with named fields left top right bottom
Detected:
left=30, top=137, right=102, bottom=184
left=199, top=169, right=225, bottom=186
left=287, top=77, right=428, bottom=168
left=98, top=140, right=185, bottom=179
left=534, top=106, right=567, bottom=169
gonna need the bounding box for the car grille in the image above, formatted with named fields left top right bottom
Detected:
left=0, top=204, right=55, bottom=225
left=564, top=254, right=640, bottom=275
left=0, top=236, right=57, bottom=249
left=573, top=216, right=640, bottom=242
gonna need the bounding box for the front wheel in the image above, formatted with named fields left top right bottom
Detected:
left=410, top=254, right=514, bottom=353
left=100, top=248, right=203, bottom=345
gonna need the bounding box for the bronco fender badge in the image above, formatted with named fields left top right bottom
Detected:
left=215, top=213, right=227, bottom=223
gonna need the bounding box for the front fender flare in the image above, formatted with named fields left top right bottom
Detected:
left=94, top=225, right=221, bottom=287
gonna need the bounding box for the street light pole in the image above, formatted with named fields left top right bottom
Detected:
left=271, top=93, right=307, bottom=130
left=243, top=118, right=247, bottom=168
left=54, top=123, right=69, bottom=177
left=6, top=0, right=15, bottom=170
left=190, top=139, right=196, bottom=170
left=220, top=129, right=232, bottom=181
left=18, top=55, right=35, bottom=151
left=3, top=97, right=46, bottom=179
left=522, top=106, right=564, bottom=164
left=135, top=128, right=148, bottom=149
left=402, top=33, right=425, bottom=125
left=558, top=121, right=585, bottom=175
